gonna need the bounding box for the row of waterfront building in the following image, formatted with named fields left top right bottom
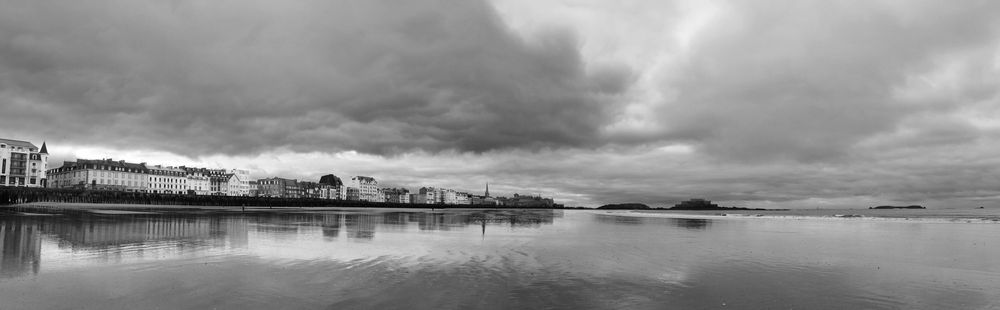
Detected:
left=224, top=174, right=554, bottom=207
left=1, top=138, right=556, bottom=207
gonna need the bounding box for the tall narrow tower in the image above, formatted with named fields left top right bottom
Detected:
left=38, top=141, right=48, bottom=187
left=485, top=183, right=490, bottom=197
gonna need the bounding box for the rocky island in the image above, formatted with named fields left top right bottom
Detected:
left=597, top=203, right=652, bottom=210
left=869, top=205, right=925, bottom=209
left=669, top=199, right=787, bottom=211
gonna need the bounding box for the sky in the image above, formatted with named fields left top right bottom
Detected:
left=2, top=0, right=1000, bottom=208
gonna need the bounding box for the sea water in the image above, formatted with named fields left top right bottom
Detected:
left=1, top=208, right=998, bottom=309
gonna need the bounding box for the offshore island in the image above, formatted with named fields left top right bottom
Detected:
left=598, top=199, right=789, bottom=211
left=869, top=205, right=925, bottom=209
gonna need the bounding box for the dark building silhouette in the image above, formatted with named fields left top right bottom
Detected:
left=318, top=174, right=343, bottom=187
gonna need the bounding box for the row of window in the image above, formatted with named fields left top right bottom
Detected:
left=0, top=145, right=33, bottom=152
left=1, top=176, right=35, bottom=185
left=150, top=177, right=186, bottom=183
left=87, top=164, right=141, bottom=173
left=51, top=178, right=208, bottom=191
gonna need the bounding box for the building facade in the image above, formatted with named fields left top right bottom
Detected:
left=46, top=157, right=252, bottom=196
left=182, top=167, right=211, bottom=195
left=256, top=177, right=300, bottom=198
left=351, top=176, right=380, bottom=202
left=439, top=188, right=458, bottom=204
left=148, top=165, right=187, bottom=194
left=302, top=181, right=339, bottom=199
left=455, top=192, right=470, bottom=205
left=1, top=138, right=48, bottom=188
left=209, top=174, right=233, bottom=196
left=417, top=187, right=438, bottom=204
left=345, top=187, right=360, bottom=201
left=227, top=168, right=251, bottom=196
left=308, top=185, right=341, bottom=200
left=248, top=180, right=259, bottom=197
left=382, top=188, right=410, bottom=203
left=47, top=158, right=148, bottom=191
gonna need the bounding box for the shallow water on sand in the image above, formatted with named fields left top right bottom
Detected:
left=1, top=208, right=999, bottom=309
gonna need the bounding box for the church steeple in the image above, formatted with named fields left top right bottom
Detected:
left=485, top=183, right=490, bottom=197
left=39, top=141, right=48, bottom=154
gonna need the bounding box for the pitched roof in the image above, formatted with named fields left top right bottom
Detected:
left=76, top=158, right=148, bottom=171
left=211, top=174, right=236, bottom=182
left=39, top=142, right=48, bottom=154
left=0, top=138, right=38, bottom=149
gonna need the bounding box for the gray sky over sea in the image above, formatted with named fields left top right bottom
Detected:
left=3, top=0, right=1000, bottom=208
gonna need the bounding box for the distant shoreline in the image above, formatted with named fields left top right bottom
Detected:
left=2, top=202, right=562, bottom=213
left=0, top=187, right=566, bottom=209
left=666, top=206, right=790, bottom=211
left=594, top=209, right=1000, bottom=224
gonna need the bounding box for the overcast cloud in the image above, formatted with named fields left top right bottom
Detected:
left=3, top=0, right=1000, bottom=208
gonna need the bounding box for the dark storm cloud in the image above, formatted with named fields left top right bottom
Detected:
left=0, top=0, right=629, bottom=156
left=642, top=0, right=1000, bottom=162
left=6, top=0, right=1000, bottom=208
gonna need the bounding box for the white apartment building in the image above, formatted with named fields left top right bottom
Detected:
left=47, top=158, right=148, bottom=191
left=351, top=176, right=380, bottom=202
left=182, top=167, right=211, bottom=195
left=228, top=168, right=251, bottom=196
left=1, top=138, right=48, bottom=188
left=440, top=188, right=458, bottom=204
left=47, top=157, right=250, bottom=196
left=204, top=168, right=251, bottom=196
left=148, top=165, right=187, bottom=194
